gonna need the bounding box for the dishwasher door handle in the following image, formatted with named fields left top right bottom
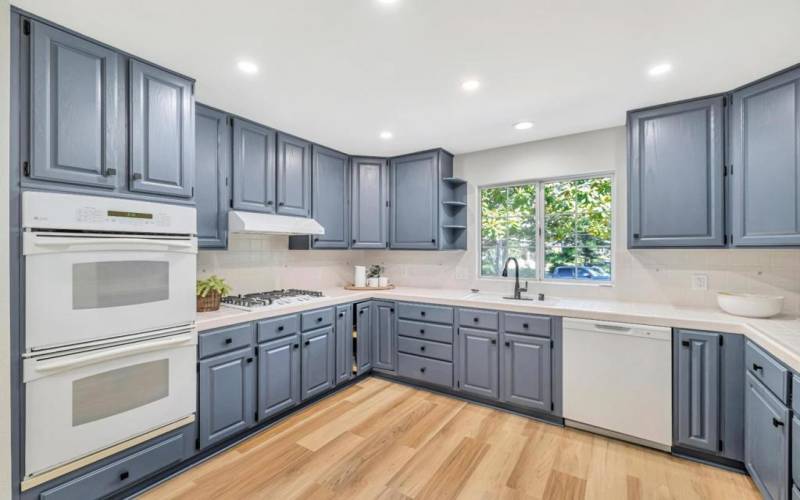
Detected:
left=593, top=324, right=632, bottom=332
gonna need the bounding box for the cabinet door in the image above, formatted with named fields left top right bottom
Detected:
left=356, top=302, right=372, bottom=374
left=257, top=335, right=301, bottom=420
left=276, top=133, right=311, bottom=217
left=371, top=301, right=396, bottom=371
left=745, top=373, right=790, bottom=500
left=458, top=327, right=499, bottom=400
left=628, top=97, right=725, bottom=247
left=351, top=157, right=389, bottom=249
left=335, top=305, right=353, bottom=384
left=501, top=333, right=551, bottom=412
left=29, top=20, right=119, bottom=188
left=390, top=151, right=439, bottom=249
left=129, top=60, right=194, bottom=198
left=674, top=330, right=720, bottom=453
left=732, top=67, right=800, bottom=246
left=312, top=146, right=349, bottom=248
left=198, top=347, right=255, bottom=449
left=195, top=105, right=230, bottom=248
left=301, top=327, right=334, bottom=400
left=232, top=119, right=276, bottom=213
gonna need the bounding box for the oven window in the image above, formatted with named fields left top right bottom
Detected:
left=72, top=261, right=169, bottom=309
left=72, top=359, right=169, bottom=426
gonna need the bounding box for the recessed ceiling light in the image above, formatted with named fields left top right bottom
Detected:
left=461, top=79, right=481, bottom=92
left=514, top=121, right=534, bottom=130
left=237, top=60, right=259, bottom=75
left=379, top=131, right=393, bottom=140
left=648, top=62, right=672, bottom=77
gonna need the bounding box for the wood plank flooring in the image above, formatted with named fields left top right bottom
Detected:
left=141, top=378, right=761, bottom=500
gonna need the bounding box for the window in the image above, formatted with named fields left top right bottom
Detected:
left=480, top=175, right=612, bottom=282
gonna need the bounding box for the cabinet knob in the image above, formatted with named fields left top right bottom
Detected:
left=473, top=317, right=479, bottom=322
left=420, top=311, right=426, bottom=317
left=225, top=338, right=232, bottom=344
left=314, top=237, right=319, bottom=243
left=119, top=471, right=130, bottom=481
left=293, top=344, right=299, bottom=349
left=681, top=340, right=690, bottom=347
left=131, top=172, right=142, bottom=180
left=773, top=417, right=785, bottom=428
left=104, top=168, right=117, bottom=177
left=505, top=341, right=510, bottom=347
left=522, top=323, right=529, bottom=329
left=420, top=367, right=426, bottom=373
left=338, top=312, right=344, bottom=318
left=267, top=201, right=273, bottom=205
left=278, top=325, right=284, bottom=332
left=420, top=346, right=426, bottom=351
left=419, top=329, right=425, bottom=334
left=752, top=363, right=763, bottom=372
left=633, top=233, right=640, bottom=239
left=431, top=238, right=436, bottom=244
left=317, top=317, right=323, bottom=322
left=491, top=339, right=497, bottom=344
left=304, top=340, right=310, bottom=346
left=279, top=202, right=285, bottom=206
left=359, top=310, right=365, bottom=315
left=353, top=239, right=357, bottom=244
left=246, top=357, right=254, bottom=363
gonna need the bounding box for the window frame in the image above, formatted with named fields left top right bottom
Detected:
left=477, top=172, right=615, bottom=285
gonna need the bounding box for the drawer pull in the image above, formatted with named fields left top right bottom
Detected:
left=752, top=363, right=763, bottom=372
left=119, top=471, right=130, bottom=481
left=317, top=317, right=323, bottom=322
left=225, top=338, right=233, bottom=344
left=681, top=340, right=690, bottom=347
left=419, top=329, right=425, bottom=335
left=490, top=339, right=496, bottom=344
left=278, top=325, right=284, bottom=332
left=420, top=311, right=426, bottom=317
left=420, top=346, right=426, bottom=351
left=773, top=417, right=785, bottom=428
left=505, top=341, right=510, bottom=347
left=246, top=357, right=254, bottom=363
left=293, top=344, right=299, bottom=349
left=420, top=367, right=426, bottom=373
left=359, top=309, right=365, bottom=315
left=339, top=312, right=344, bottom=318
left=523, top=323, right=529, bottom=329
left=304, top=340, right=311, bottom=346
left=473, top=317, right=479, bottom=322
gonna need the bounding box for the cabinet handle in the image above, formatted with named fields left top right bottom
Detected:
left=278, top=325, right=284, bottom=332
left=522, top=323, right=529, bottom=329
left=225, top=338, right=232, bottom=344
left=131, top=172, right=142, bottom=181
left=473, top=317, right=479, bottom=322
left=352, top=239, right=357, bottom=244
left=104, top=168, right=117, bottom=177
left=505, top=341, right=510, bottom=347
left=317, top=317, right=323, bottom=322
left=681, top=340, right=690, bottom=347
left=390, top=308, right=394, bottom=313
left=338, top=312, right=344, bottom=318
left=304, top=340, right=311, bottom=346
left=419, top=329, right=425, bottom=334
left=246, top=357, right=254, bottom=363
left=633, top=233, right=640, bottom=239
left=773, top=417, right=785, bottom=428
left=359, top=310, right=365, bottom=315
left=752, top=363, right=763, bottom=372
left=420, top=367, right=426, bottom=373
left=293, top=344, right=299, bottom=349
left=431, top=238, right=436, bottom=244
left=420, top=311, right=426, bottom=317
left=119, top=471, right=130, bottom=481
left=491, top=339, right=497, bottom=344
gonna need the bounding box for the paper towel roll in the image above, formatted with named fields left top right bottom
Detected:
left=354, top=266, right=366, bottom=288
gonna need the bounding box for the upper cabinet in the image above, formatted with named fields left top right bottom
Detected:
left=390, top=151, right=439, bottom=250
left=311, top=146, right=349, bottom=248
left=351, top=157, right=389, bottom=249
left=731, top=67, right=800, bottom=246
left=129, top=60, right=194, bottom=198
left=195, top=105, right=231, bottom=249
left=276, top=133, right=311, bottom=217
left=232, top=119, right=276, bottom=213
left=627, top=96, right=726, bottom=248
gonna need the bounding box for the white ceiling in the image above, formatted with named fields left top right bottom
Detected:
left=12, top=0, right=800, bottom=155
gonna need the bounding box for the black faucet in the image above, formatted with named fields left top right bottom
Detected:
left=501, top=257, right=529, bottom=300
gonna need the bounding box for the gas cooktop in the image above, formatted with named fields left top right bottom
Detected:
left=220, top=289, right=325, bottom=311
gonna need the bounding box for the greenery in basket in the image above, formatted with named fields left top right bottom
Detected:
left=196, top=275, right=231, bottom=298
left=367, top=265, right=383, bottom=278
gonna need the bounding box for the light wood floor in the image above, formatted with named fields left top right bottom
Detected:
left=141, top=378, right=761, bottom=500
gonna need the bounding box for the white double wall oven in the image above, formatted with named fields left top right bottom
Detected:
left=21, top=192, right=198, bottom=480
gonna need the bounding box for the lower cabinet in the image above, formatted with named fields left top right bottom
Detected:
left=257, top=335, right=301, bottom=420
left=500, top=333, right=551, bottom=412
left=335, top=304, right=353, bottom=384
left=745, top=371, right=790, bottom=500
left=371, top=301, right=396, bottom=371
left=457, top=327, right=499, bottom=400
left=356, top=302, right=372, bottom=374
left=301, top=326, right=335, bottom=400
left=198, top=347, right=256, bottom=449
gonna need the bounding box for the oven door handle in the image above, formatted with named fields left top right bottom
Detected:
left=31, top=237, right=195, bottom=251
left=32, top=334, right=196, bottom=373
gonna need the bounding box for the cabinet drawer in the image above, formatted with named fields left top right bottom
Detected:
left=458, top=308, right=498, bottom=330
left=793, top=375, right=800, bottom=413
left=746, top=340, right=789, bottom=404
left=40, top=431, right=186, bottom=500
left=397, top=319, right=453, bottom=344
left=257, top=314, right=300, bottom=343
left=199, top=323, right=253, bottom=359
left=397, top=303, right=453, bottom=324
left=398, top=336, right=453, bottom=362
left=397, top=353, right=453, bottom=388
left=301, top=307, right=334, bottom=331
left=503, top=313, right=551, bottom=337
left=794, top=416, right=800, bottom=488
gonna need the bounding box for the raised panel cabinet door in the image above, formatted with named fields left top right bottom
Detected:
left=198, top=347, right=256, bottom=449
left=29, top=20, right=119, bottom=188
left=371, top=301, right=396, bottom=371
left=312, top=146, right=349, bottom=248
left=674, top=330, right=720, bottom=453
left=276, top=133, right=311, bottom=217
left=335, top=305, right=353, bottom=384
left=356, top=302, right=372, bottom=374
left=257, top=335, right=301, bottom=420
left=232, top=119, right=276, bottom=213
left=745, top=372, right=790, bottom=500
left=351, top=157, right=389, bottom=249
left=195, top=105, right=230, bottom=248
left=390, top=151, right=439, bottom=249
left=458, top=327, right=499, bottom=400
left=628, top=96, right=725, bottom=247
left=732, top=67, right=800, bottom=246
left=301, top=327, right=335, bottom=400
left=501, top=333, right=552, bottom=412
left=129, top=60, right=194, bottom=198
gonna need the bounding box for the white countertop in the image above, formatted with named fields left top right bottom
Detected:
left=197, top=286, right=800, bottom=373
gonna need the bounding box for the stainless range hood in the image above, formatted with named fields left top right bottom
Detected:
left=228, top=211, right=325, bottom=236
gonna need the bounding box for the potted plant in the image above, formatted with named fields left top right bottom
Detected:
left=196, top=275, right=232, bottom=312
left=367, top=264, right=383, bottom=288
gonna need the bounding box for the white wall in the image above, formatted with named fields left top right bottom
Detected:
left=0, top=1, right=11, bottom=498
left=199, top=126, right=800, bottom=315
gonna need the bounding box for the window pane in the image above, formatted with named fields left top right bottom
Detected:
left=480, top=184, right=536, bottom=278
left=506, top=243, right=536, bottom=278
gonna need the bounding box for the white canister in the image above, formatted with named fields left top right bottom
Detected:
left=354, top=266, right=366, bottom=288
left=367, top=277, right=380, bottom=288
left=379, top=277, right=389, bottom=288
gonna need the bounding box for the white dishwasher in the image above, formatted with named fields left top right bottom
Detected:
left=563, top=318, right=672, bottom=450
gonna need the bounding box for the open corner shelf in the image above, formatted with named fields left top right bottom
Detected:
left=442, top=224, right=467, bottom=230
left=441, top=200, right=467, bottom=208
left=442, top=176, right=467, bottom=186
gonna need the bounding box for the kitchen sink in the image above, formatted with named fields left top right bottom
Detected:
left=461, top=290, right=560, bottom=306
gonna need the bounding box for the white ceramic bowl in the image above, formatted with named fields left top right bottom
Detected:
left=717, top=292, right=784, bottom=318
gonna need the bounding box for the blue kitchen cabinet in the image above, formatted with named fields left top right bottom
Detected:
left=335, top=305, right=353, bottom=384
left=500, top=333, right=551, bottom=412
left=731, top=66, right=800, bottom=246
left=301, top=326, right=335, bottom=400
left=28, top=19, right=120, bottom=189
left=627, top=96, right=726, bottom=247
left=312, top=146, right=350, bottom=248
left=745, top=371, right=790, bottom=500
left=356, top=302, right=373, bottom=374
left=198, top=346, right=256, bottom=449
left=351, top=157, right=389, bottom=249
left=195, top=104, right=230, bottom=248
left=371, top=301, right=396, bottom=372
left=257, top=334, right=301, bottom=420
left=276, top=133, right=311, bottom=217
left=390, top=151, right=439, bottom=249
left=457, top=327, right=500, bottom=400
left=232, top=118, right=277, bottom=213
left=129, top=60, right=194, bottom=198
